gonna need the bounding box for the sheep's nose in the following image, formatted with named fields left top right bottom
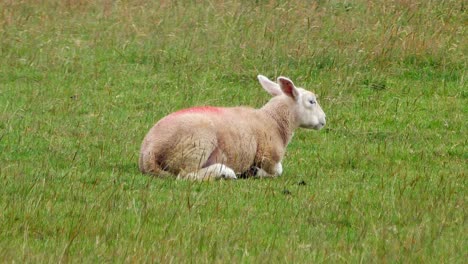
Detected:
left=319, top=120, right=327, bottom=127
left=319, top=120, right=326, bottom=127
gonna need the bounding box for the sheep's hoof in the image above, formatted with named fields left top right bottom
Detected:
left=218, top=166, right=237, bottom=180
left=220, top=172, right=237, bottom=180
left=221, top=174, right=237, bottom=180
left=239, top=166, right=259, bottom=178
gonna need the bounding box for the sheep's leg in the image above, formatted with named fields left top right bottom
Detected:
left=139, top=151, right=174, bottom=177
left=181, top=163, right=237, bottom=181
left=257, top=162, right=283, bottom=178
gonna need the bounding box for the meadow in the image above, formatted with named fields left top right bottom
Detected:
left=0, top=0, right=466, bottom=262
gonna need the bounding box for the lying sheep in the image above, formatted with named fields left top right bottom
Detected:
left=139, top=75, right=326, bottom=180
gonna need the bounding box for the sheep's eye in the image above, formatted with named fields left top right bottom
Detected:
left=309, top=99, right=316, bottom=105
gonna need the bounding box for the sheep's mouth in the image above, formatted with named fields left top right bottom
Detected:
left=301, top=123, right=325, bottom=130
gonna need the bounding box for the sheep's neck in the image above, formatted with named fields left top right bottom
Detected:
left=261, top=99, right=296, bottom=146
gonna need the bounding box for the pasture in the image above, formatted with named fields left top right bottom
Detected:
left=0, top=0, right=466, bottom=262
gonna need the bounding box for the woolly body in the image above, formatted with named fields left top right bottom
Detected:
left=139, top=75, right=326, bottom=180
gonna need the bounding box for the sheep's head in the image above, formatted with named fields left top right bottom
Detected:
left=258, top=75, right=326, bottom=130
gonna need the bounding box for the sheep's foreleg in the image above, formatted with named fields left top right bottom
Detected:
left=256, top=162, right=283, bottom=177
left=181, top=163, right=237, bottom=181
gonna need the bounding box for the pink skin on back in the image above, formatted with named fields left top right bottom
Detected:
left=157, top=106, right=224, bottom=126
left=172, top=106, right=223, bottom=116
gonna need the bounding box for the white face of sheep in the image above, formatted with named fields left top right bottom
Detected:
left=258, top=75, right=326, bottom=130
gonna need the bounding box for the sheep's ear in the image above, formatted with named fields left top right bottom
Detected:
left=257, top=75, right=282, bottom=96
left=278, top=77, right=299, bottom=100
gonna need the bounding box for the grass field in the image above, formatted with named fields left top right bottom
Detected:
left=0, top=0, right=466, bottom=262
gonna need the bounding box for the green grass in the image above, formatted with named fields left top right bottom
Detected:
left=0, top=0, right=466, bottom=262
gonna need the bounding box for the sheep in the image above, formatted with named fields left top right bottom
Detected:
left=139, top=75, right=326, bottom=180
